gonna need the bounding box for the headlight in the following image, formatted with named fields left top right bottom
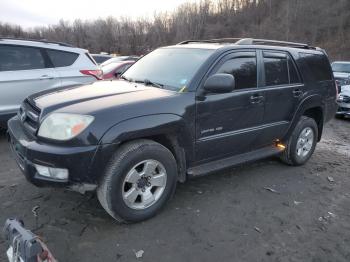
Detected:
left=38, top=113, right=94, bottom=140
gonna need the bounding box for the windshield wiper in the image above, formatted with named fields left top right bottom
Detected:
left=138, top=79, right=164, bottom=89
left=120, top=75, right=132, bottom=82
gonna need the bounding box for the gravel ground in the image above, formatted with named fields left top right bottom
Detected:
left=0, top=118, right=349, bottom=262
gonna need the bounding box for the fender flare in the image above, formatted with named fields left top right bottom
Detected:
left=283, top=94, right=324, bottom=141
left=98, top=114, right=194, bottom=182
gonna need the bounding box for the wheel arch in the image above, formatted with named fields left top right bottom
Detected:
left=99, top=114, right=193, bottom=183
left=284, top=95, right=325, bottom=142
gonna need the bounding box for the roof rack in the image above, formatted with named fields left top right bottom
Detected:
left=0, top=37, right=74, bottom=47
left=178, top=38, right=315, bottom=49
left=177, top=38, right=242, bottom=45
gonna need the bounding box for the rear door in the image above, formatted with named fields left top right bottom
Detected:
left=195, top=51, right=265, bottom=162
left=257, top=50, right=303, bottom=146
left=0, top=44, right=60, bottom=116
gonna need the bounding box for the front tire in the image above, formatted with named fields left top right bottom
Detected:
left=280, top=116, right=318, bottom=166
left=97, top=139, right=177, bottom=223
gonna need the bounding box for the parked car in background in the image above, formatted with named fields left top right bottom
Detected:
left=101, top=60, right=135, bottom=80
left=7, top=38, right=337, bottom=223
left=336, top=84, right=350, bottom=118
left=91, top=53, right=113, bottom=64
left=332, top=61, right=350, bottom=91
left=101, top=56, right=139, bottom=67
left=0, top=38, right=102, bottom=128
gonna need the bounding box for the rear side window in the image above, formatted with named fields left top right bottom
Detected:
left=216, top=57, right=257, bottom=89
left=46, top=49, right=79, bottom=67
left=300, top=53, right=333, bottom=81
left=263, top=51, right=301, bottom=86
left=263, top=52, right=289, bottom=86
left=0, top=45, right=46, bottom=71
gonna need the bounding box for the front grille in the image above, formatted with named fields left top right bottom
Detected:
left=19, top=99, right=41, bottom=136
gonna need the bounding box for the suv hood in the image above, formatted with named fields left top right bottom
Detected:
left=30, top=80, right=176, bottom=116
left=28, top=79, right=194, bottom=146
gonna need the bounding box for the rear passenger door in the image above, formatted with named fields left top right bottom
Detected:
left=257, top=50, right=303, bottom=146
left=0, top=44, right=60, bottom=115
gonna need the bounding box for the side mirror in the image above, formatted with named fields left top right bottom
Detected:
left=115, top=72, right=121, bottom=78
left=203, top=73, right=235, bottom=94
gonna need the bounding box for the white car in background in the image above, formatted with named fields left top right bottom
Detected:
left=336, top=85, right=350, bottom=118
left=0, top=38, right=102, bottom=128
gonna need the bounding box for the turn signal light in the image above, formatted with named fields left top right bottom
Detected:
left=276, top=143, right=286, bottom=150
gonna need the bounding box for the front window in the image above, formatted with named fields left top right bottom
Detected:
left=332, top=63, right=350, bottom=73
left=122, top=48, right=215, bottom=91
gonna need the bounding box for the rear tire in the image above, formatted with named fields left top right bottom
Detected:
left=280, top=116, right=318, bottom=166
left=97, top=139, right=177, bottom=223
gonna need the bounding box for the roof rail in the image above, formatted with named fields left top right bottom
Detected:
left=178, top=37, right=315, bottom=49
left=178, top=38, right=243, bottom=45
left=236, top=38, right=313, bottom=49
left=0, top=37, right=74, bottom=47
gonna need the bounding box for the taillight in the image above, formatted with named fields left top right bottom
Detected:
left=80, top=69, right=103, bottom=80
left=335, top=80, right=339, bottom=99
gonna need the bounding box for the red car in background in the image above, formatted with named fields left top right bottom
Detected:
left=102, top=60, right=135, bottom=80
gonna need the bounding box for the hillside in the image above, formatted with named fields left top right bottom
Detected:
left=1, top=0, right=349, bottom=60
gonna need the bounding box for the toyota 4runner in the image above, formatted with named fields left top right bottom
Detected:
left=7, top=38, right=338, bottom=223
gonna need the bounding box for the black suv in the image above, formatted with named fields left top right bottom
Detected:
left=8, top=38, right=338, bottom=223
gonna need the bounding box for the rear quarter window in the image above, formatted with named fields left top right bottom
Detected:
left=46, top=49, right=79, bottom=67
left=299, top=53, right=333, bottom=81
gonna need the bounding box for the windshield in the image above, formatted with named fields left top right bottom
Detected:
left=332, top=63, right=350, bottom=73
left=122, top=48, right=215, bottom=91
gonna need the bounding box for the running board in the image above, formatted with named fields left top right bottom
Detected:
left=187, top=146, right=283, bottom=177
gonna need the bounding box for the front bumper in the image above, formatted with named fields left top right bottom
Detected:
left=7, top=116, right=98, bottom=188
left=336, top=100, right=350, bottom=116
left=336, top=106, right=350, bottom=116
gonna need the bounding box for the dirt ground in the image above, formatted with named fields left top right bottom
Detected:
left=0, top=118, right=349, bottom=262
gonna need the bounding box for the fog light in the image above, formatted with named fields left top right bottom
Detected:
left=34, top=164, right=69, bottom=180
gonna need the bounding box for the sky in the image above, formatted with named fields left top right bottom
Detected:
left=0, top=0, right=197, bottom=28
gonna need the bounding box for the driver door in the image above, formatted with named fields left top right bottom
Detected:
left=195, top=51, right=265, bottom=162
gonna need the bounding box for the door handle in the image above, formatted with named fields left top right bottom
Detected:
left=250, top=94, right=264, bottom=104
left=293, top=89, right=303, bottom=97
left=39, top=75, right=54, bottom=80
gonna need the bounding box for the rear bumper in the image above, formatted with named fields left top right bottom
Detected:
left=7, top=116, right=98, bottom=188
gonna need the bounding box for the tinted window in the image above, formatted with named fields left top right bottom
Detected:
left=92, top=55, right=111, bottom=64
left=288, top=57, right=301, bottom=84
left=216, top=57, right=257, bottom=89
left=47, top=49, right=79, bottom=67
left=264, top=55, right=289, bottom=86
left=123, top=48, right=215, bottom=91
left=300, top=53, right=333, bottom=81
left=0, top=45, right=45, bottom=71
